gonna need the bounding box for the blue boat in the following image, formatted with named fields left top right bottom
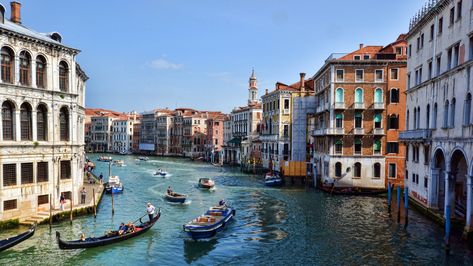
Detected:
left=264, top=172, right=283, bottom=187
left=105, top=176, right=124, bottom=194
left=183, top=205, right=235, bottom=239
left=164, top=192, right=187, bottom=203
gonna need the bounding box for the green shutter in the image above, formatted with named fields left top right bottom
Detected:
left=374, top=113, right=382, bottom=123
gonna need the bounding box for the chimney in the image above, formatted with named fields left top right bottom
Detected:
left=10, top=1, right=21, bottom=24
left=359, top=43, right=364, bottom=49
left=299, top=73, right=306, bottom=93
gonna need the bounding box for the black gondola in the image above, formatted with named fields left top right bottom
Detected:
left=56, top=209, right=161, bottom=249
left=0, top=225, right=36, bottom=252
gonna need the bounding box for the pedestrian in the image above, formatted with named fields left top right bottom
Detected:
left=60, top=193, right=65, bottom=211
left=80, top=187, right=87, bottom=204
left=146, top=202, right=155, bottom=222
left=99, top=173, right=103, bottom=184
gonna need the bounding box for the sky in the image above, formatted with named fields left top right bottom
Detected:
left=16, top=0, right=424, bottom=113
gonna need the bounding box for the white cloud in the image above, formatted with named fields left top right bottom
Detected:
left=148, top=58, right=182, bottom=70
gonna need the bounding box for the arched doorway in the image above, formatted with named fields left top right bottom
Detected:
left=450, top=149, right=469, bottom=222
left=432, top=148, right=446, bottom=212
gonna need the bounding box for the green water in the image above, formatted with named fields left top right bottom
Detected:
left=1, top=155, right=472, bottom=265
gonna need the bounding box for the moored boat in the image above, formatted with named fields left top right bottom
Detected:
left=97, top=156, right=113, bottom=162
left=0, top=225, right=36, bottom=252
left=198, top=178, right=215, bottom=189
left=56, top=210, right=161, bottom=249
left=164, top=192, right=187, bottom=203
left=183, top=204, right=234, bottom=239
left=264, top=172, right=283, bottom=187
left=105, top=175, right=124, bottom=194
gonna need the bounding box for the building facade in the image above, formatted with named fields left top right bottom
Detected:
left=400, top=0, right=473, bottom=237
left=312, top=37, right=407, bottom=189
left=0, top=2, right=87, bottom=222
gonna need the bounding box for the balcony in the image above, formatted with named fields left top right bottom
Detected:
left=373, top=102, right=385, bottom=109
left=312, top=128, right=326, bottom=136
left=316, top=103, right=327, bottom=113
left=372, top=128, right=384, bottom=135
left=282, top=109, right=290, bottom=115
left=353, top=128, right=364, bottom=135
left=334, top=102, right=345, bottom=109
left=353, top=102, right=365, bottom=109
left=312, top=128, right=345, bottom=136
left=399, top=129, right=432, bottom=142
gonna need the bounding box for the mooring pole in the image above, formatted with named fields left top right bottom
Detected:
left=49, top=193, right=52, bottom=230
left=404, top=186, right=409, bottom=227
left=111, top=191, right=115, bottom=215
left=445, top=206, right=451, bottom=254
left=387, top=182, right=392, bottom=213
left=397, top=186, right=401, bottom=223
left=70, top=196, right=73, bottom=225
left=93, top=188, right=96, bottom=218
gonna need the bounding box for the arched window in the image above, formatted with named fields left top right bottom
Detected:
left=417, top=107, right=421, bottom=129
left=426, top=104, right=430, bottom=129
left=413, top=108, right=417, bottom=130
left=443, top=100, right=449, bottom=128
left=334, top=139, right=343, bottom=154
left=335, top=162, right=342, bottom=178
left=406, top=110, right=410, bottom=130
left=450, top=98, right=456, bottom=128
left=336, top=88, right=344, bottom=103
left=354, top=162, right=361, bottom=178
left=465, top=93, right=472, bottom=125
left=373, top=163, right=381, bottom=178
left=36, top=55, right=46, bottom=88
left=20, top=103, right=32, bottom=140
left=335, top=113, right=343, bottom=128
left=1, top=47, right=14, bottom=83
left=59, top=107, right=69, bottom=141
left=374, top=88, right=383, bottom=103
left=354, top=112, right=362, bottom=128
left=37, top=104, right=47, bottom=141
left=390, top=88, right=400, bottom=103
left=59, top=61, right=69, bottom=92
left=374, top=113, right=382, bottom=129
left=374, top=138, right=381, bottom=154
left=2, top=101, right=14, bottom=140
left=355, top=88, right=363, bottom=103
left=433, top=103, right=438, bottom=128
left=19, top=51, right=31, bottom=86
left=354, top=138, right=362, bottom=155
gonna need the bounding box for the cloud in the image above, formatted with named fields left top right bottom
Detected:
left=148, top=58, right=182, bottom=70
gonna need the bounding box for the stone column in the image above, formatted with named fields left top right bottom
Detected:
left=31, top=59, right=36, bottom=88
left=14, top=55, right=20, bottom=85
left=430, top=168, right=440, bottom=208
left=15, top=109, right=21, bottom=141
left=445, top=171, right=451, bottom=219
left=465, top=175, right=473, bottom=233
left=32, top=109, right=37, bottom=141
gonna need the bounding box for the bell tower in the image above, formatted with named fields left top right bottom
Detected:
left=248, top=69, right=258, bottom=104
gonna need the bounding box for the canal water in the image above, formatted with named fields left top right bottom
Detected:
left=1, top=155, right=473, bottom=265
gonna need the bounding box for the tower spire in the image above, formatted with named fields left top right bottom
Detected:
left=248, top=68, right=258, bottom=104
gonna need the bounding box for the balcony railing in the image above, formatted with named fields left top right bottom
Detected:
left=334, top=102, right=345, bottom=109
left=373, top=102, right=385, bottom=109
left=353, top=128, right=364, bottom=135
left=372, top=128, right=384, bottom=135
left=312, top=128, right=345, bottom=136
left=353, top=102, right=365, bottom=109
left=399, top=129, right=432, bottom=141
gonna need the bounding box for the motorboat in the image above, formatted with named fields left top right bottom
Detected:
left=113, top=160, right=125, bottom=167
left=164, top=192, right=187, bottom=203
left=198, top=178, right=215, bottom=189
left=137, top=157, right=149, bottom=161
left=183, top=204, right=235, bottom=239
left=155, top=169, right=168, bottom=177
left=105, top=175, right=124, bottom=194
left=97, top=156, right=113, bottom=162
left=264, top=172, right=283, bottom=187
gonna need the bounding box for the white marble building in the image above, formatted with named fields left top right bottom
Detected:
left=400, top=0, right=473, bottom=238
left=0, top=2, right=87, bottom=222
left=112, top=119, right=134, bottom=154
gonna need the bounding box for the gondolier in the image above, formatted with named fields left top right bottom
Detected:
left=146, top=203, right=156, bottom=222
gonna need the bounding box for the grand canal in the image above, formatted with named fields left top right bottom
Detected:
left=1, top=155, right=473, bottom=265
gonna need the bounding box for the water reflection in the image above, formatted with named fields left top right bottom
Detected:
left=183, top=238, right=218, bottom=263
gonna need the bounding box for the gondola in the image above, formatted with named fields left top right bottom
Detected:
left=318, top=185, right=387, bottom=196
left=0, top=225, right=36, bottom=252
left=198, top=178, right=215, bottom=189
left=164, top=192, right=187, bottom=203
left=56, top=209, right=161, bottom=249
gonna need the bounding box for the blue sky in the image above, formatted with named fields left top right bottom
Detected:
left=18, top=0, right=423, bottom=113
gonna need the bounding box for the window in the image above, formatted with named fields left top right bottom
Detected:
left=354, top=55, right=361, bottom=60
left=335, top=113, right=343, bottom=128
left=444, top=100, right=449, bottom=128
left=430, top=24, right=435, bottom=41
left=408, top=44, right=412, bottom=57
left=420, top=33, right=424, bottom=49
left=374, top=88, right=383, bottom=103
left=355, top=69, right=364, bottom=82
left=37, top=105, right=47, bottom=141
left=426, top=104, right=430, bottom=129
left=450, top=7, right=455, bottom=25
left=428, top=61, right=433, bottom=79
left=388, top=115, right=399, bottom=129
left=438, top=17, right=443, bottom=34
left=355, top=112, right=362, bottom=128
left=60, top=160, right=71, bottom=180
left=3, top=199, right=17, bottom=211
left=436, top=55, right=442, bottom=76
left=373, top=163, right=381, bottom=178
left=37, top=162, right=48, bottom=182
left=453, top=44, right=460, bottom=68
left=36, top=56, right=46, bottom=88
left=387, top=142, right=399, bottom=154
left=3, top=163, right=16, bottom=186
left=424, top=145, right=430, bottom=165
left=2, top=101, right=14, bottom=140
left=390, top=68, right=399, bottom=80
left=395, top=47, right=402, bottom=55
left=465, top=93, right=472, bottom=125
left=416, top=107, right=421, bottom=129
left=284, top=99, right=289, bottom=110
left=450, top=98, right=456, bottom=128
left=19, top=51, right=31, bottom=86
left=20, top=103, right=32, bottom=140
left=374, top=113, right=382, bottom=129
left=21, top=162, right=33, bottom=184
left=335, top=139, right=342, bottom=154
left=38, top=195, right=49, bottom=205
left=336, top=69, right=344, bottom=81
left=375, top=70, right=383, bottom=82
left=354, top=163, right=361, bottom=178
left=59, top=61, right=69, bottom=92
left=363, top=55, right=370, bottom=60
left=336, top=88, right=344, bottom=103
left=413, top=108, right=417, bottom=129
left=60, top=107, right=69, bottom=141
left=406, top=145, right=410, bottom=161
left=335, top=162, right=342, bottom=178
left=1, top=47, right=14, bottom=83
left=374, top=139, right=381, bottom=154
left=388, top=163, right=396, bottom=178
left=447, top=47, right=452, bottom=70
left=354, top=139, right=362, bottom=155
left=354, top=89, right=363, bottom=105
left=433, top=103, right=438, bottom=128
left=390, top=89, right=399, bottom=103
left=457, top=1, right=462, bottom=19
left=424, top=176, right=428, bottom=188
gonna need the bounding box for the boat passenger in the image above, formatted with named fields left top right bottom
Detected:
left=118, top=222, right=128, bottom=235
left=218, top=199, right=226, bottom=207
left=80, top=233, right=86, bottom=241
left=126, top=222, right=136, bottom=233
left=167, top=186, right=173, bottom=195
